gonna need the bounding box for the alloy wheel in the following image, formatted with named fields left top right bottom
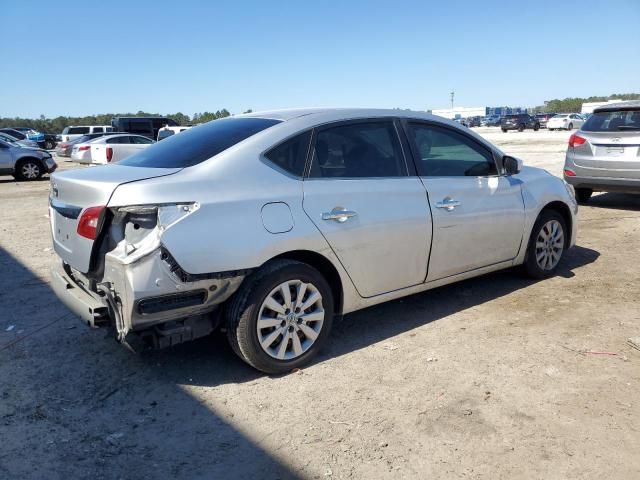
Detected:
left=21, top=162, right=40, bottom=179
left=256, top=279, right=325, bottom=360
left=535, top=220, right=564, bottom=270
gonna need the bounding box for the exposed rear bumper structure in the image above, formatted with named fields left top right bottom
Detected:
left=51, top=245, right=248, bottom=351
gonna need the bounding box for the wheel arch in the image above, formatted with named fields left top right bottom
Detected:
left=540, top=201, right=573, bottom=247
left=270, top=250, right=344, bottom=315
left=15, top=155, right=45, bottom=170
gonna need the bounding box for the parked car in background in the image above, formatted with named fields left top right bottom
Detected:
left=535, top=113, right=555, bottom=128
left=465, top=116, right=482, bottom=127
left=3, top=128, right=57, bottom=149
left=10, top=127, right=45, bottom=142
left=111, top=117, right=178, bottom=140
left=0, top=129, right=40, bottom=148
left=548, top=114, right=584, bottom=131
left=57, top=125, right=113, bottom=143
left=49, top=108, right=577, bottom=374
left=87, top=134, right=155, bottom=164
left=501, top=114, right=540, bottom=132
left=0, top=138, right=57, bottom=180
left=55, top=132, right=124, bottom=158
left=482, top=115, right=502, bottom=126
left=157, top=125, right=192, bottom=141
left=563, top=101, right=640, bottom=203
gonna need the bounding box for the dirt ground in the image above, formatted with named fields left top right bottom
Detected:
left=1, top=127, right=639, bottom=479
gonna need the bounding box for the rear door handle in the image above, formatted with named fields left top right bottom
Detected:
left=322, top=207, right=358, bottom=223
left=435, top=198, right=461, bottom=211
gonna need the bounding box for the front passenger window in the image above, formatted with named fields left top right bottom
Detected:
left=408, top=123, right=497, bottom=177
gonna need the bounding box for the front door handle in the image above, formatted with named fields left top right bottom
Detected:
left=322, top=207, right=358, bottom=223
left=435, top=198, right=461, bottom=211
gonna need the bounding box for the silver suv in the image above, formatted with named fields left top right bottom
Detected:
left=564, top=101, right=640, bottom=203
left=0, top=138, right=57, bottom=180
left=50, top=109, right=577, bottom=373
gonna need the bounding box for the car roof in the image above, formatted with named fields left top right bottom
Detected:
left=594, top=100, right=640, bottom=113
left=238, top=107, right=444, bottom=123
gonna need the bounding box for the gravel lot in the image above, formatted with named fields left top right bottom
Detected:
left=1, top=127, right=639, bottom=479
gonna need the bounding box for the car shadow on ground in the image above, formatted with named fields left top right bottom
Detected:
left=169, top=244, right=600, bottom=387
left=0, top=246, right=300, bottom=479
left=0, top=175, right=52, bottom=184
left=587, top=192, right=640, bottom=211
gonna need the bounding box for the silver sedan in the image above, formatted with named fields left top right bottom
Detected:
left=49, top=108, right=578, bottom=373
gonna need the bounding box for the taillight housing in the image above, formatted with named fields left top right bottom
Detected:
left=78, top=145, right=90, bottom=151
left=106, top=147, right=113, bottom=162
left=568, top=133, right=586, bottom=148
left=564, top=169, right=576, bottom=177
left=77, top=206, right=105, bottom=240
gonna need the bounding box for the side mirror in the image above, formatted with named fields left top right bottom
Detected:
left=503, top=155, right=523, bottom=175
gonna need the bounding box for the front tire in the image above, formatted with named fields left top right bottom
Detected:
left=568, top=123, right=573, bottom=130
left=501, top=128, right=508, bottom=133
left=226, top=259, right=334, bottom=374
left=575, top=188, right=593, bottom=204
left=517, top=123, right=525, bottom=132
left=13, top=159, right=43, bottom=181
left=533, top=123, right=540, bottom=131
left=522, top=210, right=567, bottom=279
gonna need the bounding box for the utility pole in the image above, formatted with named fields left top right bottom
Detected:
left=450, top=90, right=455, bottom=110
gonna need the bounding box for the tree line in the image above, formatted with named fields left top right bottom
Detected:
left=0, top=109, right=254, bottom=133
left=533, top=93, right=640, bottom=113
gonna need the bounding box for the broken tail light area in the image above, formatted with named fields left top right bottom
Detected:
left=107, top=202, right=200, bottom=263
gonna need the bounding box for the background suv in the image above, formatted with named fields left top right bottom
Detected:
left=563, top=101, right=640, bottom=203
left=0, top=138, right=57, bottom=180
left=501, top=114, right=540, bottom=132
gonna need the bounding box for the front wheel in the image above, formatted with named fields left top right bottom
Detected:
left=522, top=210, right=567, bottom=279
left=568, top=123, right=573, bottom=130
left=226, top=259, right=334, bottom=374
left=501, top=128, right=508, bottom=133
left=533, top=123, right=540, bottom=131
left=13, top=159, right=43, bottom=181
left=517, top=124, right=525, bottom=132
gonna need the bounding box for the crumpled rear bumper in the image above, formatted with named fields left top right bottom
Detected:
left=51, top=245, right=248, bottom=346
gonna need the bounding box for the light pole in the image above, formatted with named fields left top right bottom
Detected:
left=450, top=90, right=455, bottom=110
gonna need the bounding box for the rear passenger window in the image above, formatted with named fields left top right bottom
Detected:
left=69, top=127, right=90, bottom=134
left=131, top=136, right=153, bottom=144
left=264, top=131, right=311, bottom=177
left=107, top=137, right=127, bottom=144
left=93, top=127, right=103, bottom=133
left=308, top=122, right=406, bottom=178
left=408, top=123, right=497, bottom=177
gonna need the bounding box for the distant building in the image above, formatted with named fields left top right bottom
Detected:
left=428, top=106, right=528, bottom=119
left=429, top=107, right=486, bottom=119
left=581, top=99, right=623, bottom=114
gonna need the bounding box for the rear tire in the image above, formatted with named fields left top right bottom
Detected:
left=13, top=159, right=43, bottom=181
left=575, top=188, right=593, bottom=204
left=501, top=128, right=508, bottom=133
left=533, top=123, right=540, bottom=131
left=518, top=124, right=525, bottom=132
left=225, top=259, right=334, bottom=374
left=568, top=123, right=573, bottom=130
left=44, top=140, right=55, bottom=150
left=522, top=210, right=567, bottom=279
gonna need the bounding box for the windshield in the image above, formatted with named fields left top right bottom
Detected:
left=582, top=109, right=640, bottom=132
left=119, top=117, right=281, bottom=168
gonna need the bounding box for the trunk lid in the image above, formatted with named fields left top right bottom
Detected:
left=49, top=165, right=181, bottom=273
left=573, top=131, right=640, bottom=178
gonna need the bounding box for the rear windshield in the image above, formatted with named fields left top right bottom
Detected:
left=582, top=109, right=640, bottom=132
left=119, top=117, right=281, bottom=168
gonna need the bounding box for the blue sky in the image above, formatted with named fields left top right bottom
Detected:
left=1, top=0, right=638, bottom=118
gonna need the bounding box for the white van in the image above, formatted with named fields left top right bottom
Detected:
left=57, top=125, right=113, bottom=143
left=157, top=125, right=192, bottom=141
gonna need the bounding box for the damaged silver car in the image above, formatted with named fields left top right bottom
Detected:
left=50, top=109, right=577, bottom=373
